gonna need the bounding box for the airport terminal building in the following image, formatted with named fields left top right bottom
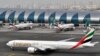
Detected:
left=0, top=9, right=100, bottom=25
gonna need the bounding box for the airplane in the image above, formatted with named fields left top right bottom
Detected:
left=8, top=23, right=33, bottom=30
left=6, top=28, right=99, bottom=53
left=53, top=23, right=75, bottom=32
left=49, top=17, right=75, bottom=32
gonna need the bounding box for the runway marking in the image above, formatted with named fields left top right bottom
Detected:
left=8, top=53, right=15, bottom=56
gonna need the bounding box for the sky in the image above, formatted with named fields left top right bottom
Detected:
left=0, top=0, right=99, bottom=9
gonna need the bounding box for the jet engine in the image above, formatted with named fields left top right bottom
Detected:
left=27, top=47, right=37, bottom=53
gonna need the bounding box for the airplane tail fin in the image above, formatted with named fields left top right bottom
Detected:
left=49, top=18, right=56, bottom=29
left=81, top=28, right=95, bottom=43
left=84, top=16, right=90, bottom=28
left=71, top=28, right=95, bottom=49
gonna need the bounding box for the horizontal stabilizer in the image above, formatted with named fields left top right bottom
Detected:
left=92, top=41, right=99, bottom=46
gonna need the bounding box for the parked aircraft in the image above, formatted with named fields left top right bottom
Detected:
left=54, top=23, right=75, bottom=32
left=8, top=23, right=33, bottom=30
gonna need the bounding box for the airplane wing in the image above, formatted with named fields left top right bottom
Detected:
left=59, top=38, right=75, bottom=42
left=34, top=45, right=56, bottom=51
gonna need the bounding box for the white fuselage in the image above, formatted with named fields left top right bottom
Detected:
left=9, top=23, right=33, bottom=29
left=15, top=23, right=33, bottom=28
left=58, top=24, right=74, bottom=29
left=54, top=24, right=75, bottom=30
left=7, top=40, right=94, bottom=50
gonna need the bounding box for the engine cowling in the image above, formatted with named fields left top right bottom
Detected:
left=27, top=47, right=37, bottom=53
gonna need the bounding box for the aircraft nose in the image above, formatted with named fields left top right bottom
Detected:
left=6, top=42, right=9, bottom=46
left=6, top=41, right=12, bottom=46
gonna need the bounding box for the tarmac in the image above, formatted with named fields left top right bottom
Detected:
left=0, top=32, right=100, bottom=56
left=1, top=24, right=100, bottom=35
